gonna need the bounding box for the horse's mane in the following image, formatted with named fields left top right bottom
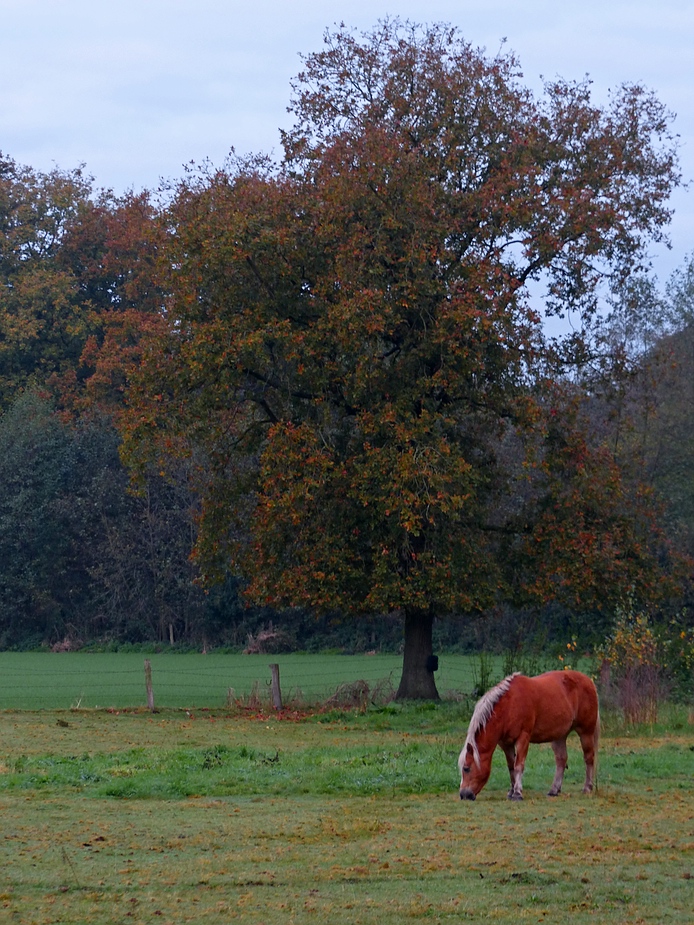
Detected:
left=459, top=673, right=520, bottom=770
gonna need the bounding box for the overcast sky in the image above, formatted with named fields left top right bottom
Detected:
left=1, top=0, right=692, bottom=280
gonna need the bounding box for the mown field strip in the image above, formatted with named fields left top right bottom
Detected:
left=0, top=652, right=483, bottom=709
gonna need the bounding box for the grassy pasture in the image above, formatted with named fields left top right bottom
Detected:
left=0, top=652, right=480, bottom=710
left=0, top=702, right=692, bottom=924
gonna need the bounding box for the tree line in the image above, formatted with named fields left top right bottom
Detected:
left=1, top=20, right=692, bottom=697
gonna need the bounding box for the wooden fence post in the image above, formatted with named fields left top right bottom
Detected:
left=269, top=663, right=283, bottom=711
left=144, top=658, right=155, bottom=712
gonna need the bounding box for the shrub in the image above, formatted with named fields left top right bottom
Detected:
left=598, top=602, right=694, bottom=722
left=657, top=614, right=694, bottom=702
left=599, top=604, right=662, bottom=722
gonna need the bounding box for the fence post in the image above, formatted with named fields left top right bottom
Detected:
left=144, top=658, right=155, bottom=712
left=269, top=663, right=283, bottom=711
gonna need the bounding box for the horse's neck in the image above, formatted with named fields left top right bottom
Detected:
left=477, top=710, right=502, bottom=754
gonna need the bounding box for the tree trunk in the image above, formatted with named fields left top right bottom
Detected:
left=395, top=608, right=439, bottom=700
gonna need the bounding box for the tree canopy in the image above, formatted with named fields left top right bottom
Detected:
left=0, top=23, right=683, bottom=689
left=116, top=21, right=682, bottom=697
left=0, top=154, right=98, bottom=407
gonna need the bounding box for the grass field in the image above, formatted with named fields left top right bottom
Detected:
left=1, top=694, right=693, bottom=924
left=0, top=652, right=482, bottom=710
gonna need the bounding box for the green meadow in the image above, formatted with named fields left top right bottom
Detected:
left=0, top=672, right=692, bottom=924
left=0, top=652, right=479, bottom=710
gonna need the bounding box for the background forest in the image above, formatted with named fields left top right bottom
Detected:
left=1, top=24, right=692, bottom=685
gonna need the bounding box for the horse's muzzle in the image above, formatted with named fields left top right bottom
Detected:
left=459, top=788, right=476, bottom=801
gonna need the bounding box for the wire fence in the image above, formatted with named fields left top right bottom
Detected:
left=0, top=652, right=481, bottom=710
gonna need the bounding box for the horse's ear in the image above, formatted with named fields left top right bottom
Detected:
left=466, top=743, right=473, bottom=757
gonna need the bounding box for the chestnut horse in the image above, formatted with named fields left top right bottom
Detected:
left=458, top=670, right=599, bottom=801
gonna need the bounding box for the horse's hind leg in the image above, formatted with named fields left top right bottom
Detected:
left=548, top=738, right=568, bottom=796
left=578, top=728, right=597, bottom=793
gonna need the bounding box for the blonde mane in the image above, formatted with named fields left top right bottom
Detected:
left=458, top=673, right=519, bottom=771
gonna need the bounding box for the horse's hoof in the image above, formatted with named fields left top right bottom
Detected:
left=547, top=791, right=560, bottom=797
left=507, top=793, right=523, bottom=801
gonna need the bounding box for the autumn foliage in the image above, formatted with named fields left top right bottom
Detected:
left=0, top=21, right=688, bottom=694
left=106, top=21, right=682, bottom=697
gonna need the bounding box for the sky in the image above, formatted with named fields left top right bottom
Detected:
left=1, top=0, right=692, bottom=281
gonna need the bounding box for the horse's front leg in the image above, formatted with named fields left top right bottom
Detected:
left=548, top=738, right=568, bottom=796
left=500, top=743, right=516, bottom=799
left=508, top=734, right=530, bottom=801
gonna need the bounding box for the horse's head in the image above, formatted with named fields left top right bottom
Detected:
left=458, top=741, right=490, bottom=800
left=459, top=676, right=511, bottom=800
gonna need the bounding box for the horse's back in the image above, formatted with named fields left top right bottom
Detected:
left=536, top=669, right=598, bottom=726
left=503, top=670, right=598, bottom=743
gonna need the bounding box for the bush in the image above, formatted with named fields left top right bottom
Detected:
left=599, top=602, right=694, bottom=722
left=657, top=614, right=694, bottom=702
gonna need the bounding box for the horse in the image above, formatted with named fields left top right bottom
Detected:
left=458, top=669, right=599, bottom=801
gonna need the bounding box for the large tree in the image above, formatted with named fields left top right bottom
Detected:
left=0, top=154, right=101, bottom=407
left=605, top=254, right=694, bottom=578
left=119, top=21, right=680, bottom=697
